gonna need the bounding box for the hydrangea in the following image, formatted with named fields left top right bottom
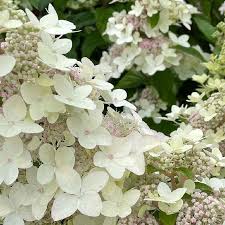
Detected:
left=130, top=86, right=167, bottom=122
left=0, top=4, right=163, bottom=225
left=100, top=0, right=205, bottom=80
left=2, top=2, right=225, bottom=225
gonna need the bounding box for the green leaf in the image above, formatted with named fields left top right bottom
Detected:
left=174, top=46, right=206, bottom=61
left=95, top=8, right=114, bottom=34
left=53, top=0, right=69, bottom=12
left=147, top=165, right=160, bottom=174
left=115, top=71, right=144, bottom=89
left=67, top=11, right=96, bottom=29
left=144, top=118, right=178, bottom=135
left=193, top=15, right=216, bottom=43
left=200, top=0, right=212, bottom=20
left=30, top=0, right=52, bottom=10
left=148, top=12, right=160, bottom=28
left=82, top=32, right=106, bottom=57
left=176, top=167, right=194, bottom=179
left=195, top=182, right=213, bottom=193
left=159, top=211, right=177, bottom=225
left=145, top=69, right=178, bottom=105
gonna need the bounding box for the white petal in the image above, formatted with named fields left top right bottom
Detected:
left=167, top=188, right=187, bottom=203
left=3, top=162, right=19, bottom=185
left=112, top=89, right=127, bottom=101
left=53, top=74, right=74, bottom=99
left=26, top=166, right=38, bottom=185
left=8, top=183, right=26, bottom=206
left=73, top=85, right=93, bottom=99
left=32, top=201, right=47, bottom=220
left=46, top=26, right=72, bottom=35
left=4, top=20, right=22, bottom=29
left=123, top=189, right=140, bottom=206
left=78, top=135, right=97, bottom=149
left=118, top=204, right=131, bottom=218
left=19, top=121, right=44, bottom=134
left=3, top=95, right=26, bottom=122
left=58, top=20, right=76, bottom=30
left=38, top=42, right=57, bottom=66
left=55, top=146, right=75, bottom=168
left=39, top=143, right=55, bottom=165
left=0, top=55, right=16, bottom=77
left=25, top=8, right=40, bottom=27
left=4, top=213, right=24, bottom=225
left=82, top=171, right=109, bottom=193
left=101, top=201, right=118, bottom=217
left=93, top=127, right=112, bottom=146
left=21, top=82, right=47, bottom=104
left=15, top=150, right=32, bottom=169
left=53, top=39, right=72, bottom=54
left=51, top=193, right=78, bottom=221
left=27, top=136, right=41, bottom=151
left=40, top=13, right=58, bottom=29
left=18, top=206, right=35, bottom=221
left=55, top=168, right=81, bottom=194
left=157, top=182, right=171, bottom=197
left=125, top=153, right=145, bottom=175
left=93, top=151, right=109, bottom=167
left=89, top=79, right=113, bottom=90
left=106, top=162, right=126, bottom=179
left=3, top=136, right=23, bottom=158
left=0, top=196, right=13, bottom=217
left=37, top=164, right=55, bottom=185
left=78, top=193, right=102, bottom=217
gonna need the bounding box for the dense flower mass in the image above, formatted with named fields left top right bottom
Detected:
left=100, top=0, right=208, bottom=80
left=0, top=2, right=162, bottom=225
left=1, top=1, right=225, bottom=225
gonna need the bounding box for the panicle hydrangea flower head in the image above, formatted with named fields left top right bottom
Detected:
left=0, top=3, right=168, bottom=225
left=100, top=0, right=203, bottom=80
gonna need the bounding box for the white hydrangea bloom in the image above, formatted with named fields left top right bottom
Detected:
left=51, top=171, right=109, bottom=220
left=100, top=0, right=202, bottom=79
left=67, top=109, right=112, bottom=149
left=0, top=183, right=35, bottom=225
left=104, top=10, right=136, bottom=45
left=146, top=182, right=186, bottom=203
left=25, top=167, right=58, bottom=220
left=0, top=55, right=16, bottom=77
left=101, top=181, right=140, bottom=218
left=219, top=2, right=225, bottom=15
left=201, top=177, right=225, bottom=191
left=0, top=136, right=32, bottom=185
left=0, top=95, right=43, bottom=137
left=21, top=82, right=66, bottom=121
left=103, top=89, right=136, bottom=110
left=25, top=4, right=76, bottom=35
left=53, top=74, right=96, bottom=110
left=0, top=10, right=22, bottom=29
left=93, top=135, right=133, bottom=179
left=77, top=57, right=114, bottom=90
left=94, top=131, right=159, bottom=178
left=37, top=144, right=79, bottom=194
left=38, top=32, right=76, bottom=71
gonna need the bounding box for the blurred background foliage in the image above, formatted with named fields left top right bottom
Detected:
left=17, top=0, right=225, bottom=135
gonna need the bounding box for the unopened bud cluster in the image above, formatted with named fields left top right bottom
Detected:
left=176, top=191, right=225, bottom=225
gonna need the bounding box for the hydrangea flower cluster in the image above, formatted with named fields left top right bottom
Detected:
left=2, top=1, right=225, bottom=225
left=100, top=0, right=208, bottom=80
left=0, top=2, right=164, bottom=225
left=130, top=86, right=167, bottom=123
